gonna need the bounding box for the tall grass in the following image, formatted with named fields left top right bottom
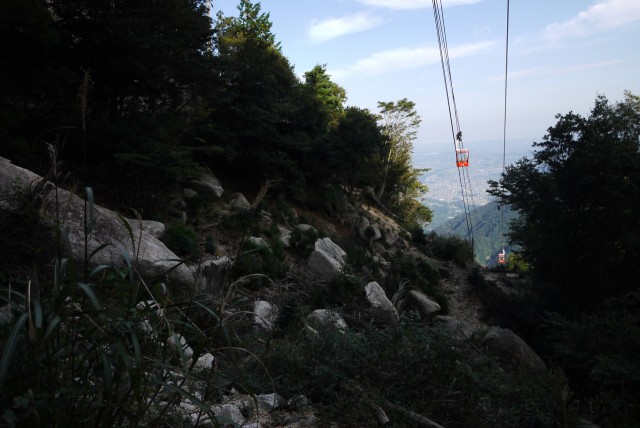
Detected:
left=0, top=185, right=234, bottom=427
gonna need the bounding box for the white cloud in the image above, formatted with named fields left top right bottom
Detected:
left=332, top=41, right=496, bottom=79
left=543, top=0, right=640, bottom=41
left=356, top=0, right=482, bottom=10
left=308, top=12, right=382, bottom=42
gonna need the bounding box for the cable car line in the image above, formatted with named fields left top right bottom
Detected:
left=432, top=0, right=475, bottom=256
left=499, top=0, right=510, bottom=266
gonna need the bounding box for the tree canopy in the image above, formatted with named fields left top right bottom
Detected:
left=488, top=92, right=640, bottom=311
left=1, top=0, right=431, bottom=226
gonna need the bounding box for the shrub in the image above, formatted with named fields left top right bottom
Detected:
left=426, top=233, right=474, bottom=267
left=243, top=321, right=577, bottom=427
left=163, top=221, right=201, bottom=261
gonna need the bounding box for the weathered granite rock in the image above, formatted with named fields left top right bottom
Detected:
left=229, top=192, right=251, bottom=210
left=189, top=172, right=224, bottom=198
left=407, top=289, right=441, bottom=320
left=254, top=300, right=278, bottom=330
left=0, top=157, right=192, bottom=287
left=306, top=309, right=347, bottom=332
left=138, top=220, right=166, bottom=240
left=365, top=281, right=399, bottom=326
left=307, top=238, right=346, bottom=281
left=482, top=327, right=547, bottom=371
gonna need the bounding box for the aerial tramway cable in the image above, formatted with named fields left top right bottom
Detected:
left=432, top=0, right=475, bottom=256
left=499, top=0, right=510, bottom=265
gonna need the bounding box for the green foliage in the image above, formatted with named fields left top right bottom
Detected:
left=542, top=292, right=640, bottom=426
left=244, top=322, right=576, bottom=427
left=375, top=99, right=432, bottom=225
left=383, top=254, right=447, bottom=314
left=488, top=93, right=640, bottom=311
left=331, top=107, right=386, bottom=194
left=163, top=221, right=201, bottom=261
left=231, top=237, right=288, bottom=288
left=436, top=201, right=517, bottom=266
left=288, top=227, right=319, bottom=258
left=425, top=232, right=474, bottom=267
left=0, top=189, right=233, bottom=427
left=303, top=64, right=346, bottom=129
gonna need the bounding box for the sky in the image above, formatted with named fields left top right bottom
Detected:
left=211, top=0, right=640, bottom=154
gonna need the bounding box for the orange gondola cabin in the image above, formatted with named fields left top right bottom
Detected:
left=456, top=148, right=469, bottom=167
left=498, top=249, right=506, bottom=264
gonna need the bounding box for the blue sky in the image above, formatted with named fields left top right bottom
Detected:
left=212, top=0, right=640, bottom=154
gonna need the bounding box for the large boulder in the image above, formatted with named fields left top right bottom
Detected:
left=306, top=309, right=348, bottom=332
left=407, top=289, right=441, bottom=320
left=307, top=238, right=346, bottom=281
left=189, top=172, right=224, bottom=198
left=481, top=327, right=547, bottom=372
left=0, top=157, right=193, bottom=287
left=229, top=192, right=251, bottom=210
left=365, top=281, right=399, bottom=327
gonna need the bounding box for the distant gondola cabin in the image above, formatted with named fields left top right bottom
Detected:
left=498, top=249, right=506, bottom=264
left=456, top=148, right=469, bottom=167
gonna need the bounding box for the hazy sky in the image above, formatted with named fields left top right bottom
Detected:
left=212, top=0, right=640, bottom=153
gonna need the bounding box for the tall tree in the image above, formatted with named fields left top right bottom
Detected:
left=488, top=93, right=640, bottom=311
left=304, top=64, right=347, bottom=129
left=331, top=107, right=385, bottom=195
left=376, top=99, right=431, bottom=224
left=210, top=0, right=317, bottom=190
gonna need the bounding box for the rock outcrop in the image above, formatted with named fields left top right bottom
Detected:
left=0, top=157, right=192, bottom=287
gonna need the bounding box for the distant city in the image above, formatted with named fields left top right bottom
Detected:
left=413, top=140, right=533, bottom=230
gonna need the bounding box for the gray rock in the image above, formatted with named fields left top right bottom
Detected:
left=306, top=309, right=347, bottom=332
left=183, top=188, right=198, bottom=199
left=365, top=282, right=399, bottom=326
left=307, top=238, right=346, bottom=281
left=254, top=301, right=278, bottom=330
left=193, top=257, right=232, bottom=294
left=139, top=220, right=166, bottom=239
left=229, top=192, right=251, bottom=210
left=194, top=352, right=215, bottom=370
left=190, top=172, right=224, bottom=198
left=256, top=393, right=283, bottom=412
left=296, top=224, right=317, bottom=234
left=482, top=327, right=547, bottom=371
left=247, top=236, right=268, bottom=248
left=210, top=403, right=245, bottom=426
left=0, top=157, right=193, bottom=288
left=407, top=289, right=441, bottom=320
left=168, top=333, right=194, bottom=360
left=0, top=305, right=12, bottom=325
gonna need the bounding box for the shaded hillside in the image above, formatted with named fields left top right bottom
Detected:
left=435, top=201, right=517, bottom=266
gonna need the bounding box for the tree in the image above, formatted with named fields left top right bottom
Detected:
left=332, top=107, right=385, bottom=195
left=376, top=99, right=431, bottom=224
left=303, top=64, right=347, bottom=129
left=210, top=0, right=328, bottom=192
left=488, top=93, right=640, bottom=311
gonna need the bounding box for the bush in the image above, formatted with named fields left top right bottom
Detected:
left=243, top=322, right=577, bottom=427
left=426, top=233, right=474, bottom=267
left=383, top=254, right=447, bottom=315
left=163, top=221, right=201, bottom=261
